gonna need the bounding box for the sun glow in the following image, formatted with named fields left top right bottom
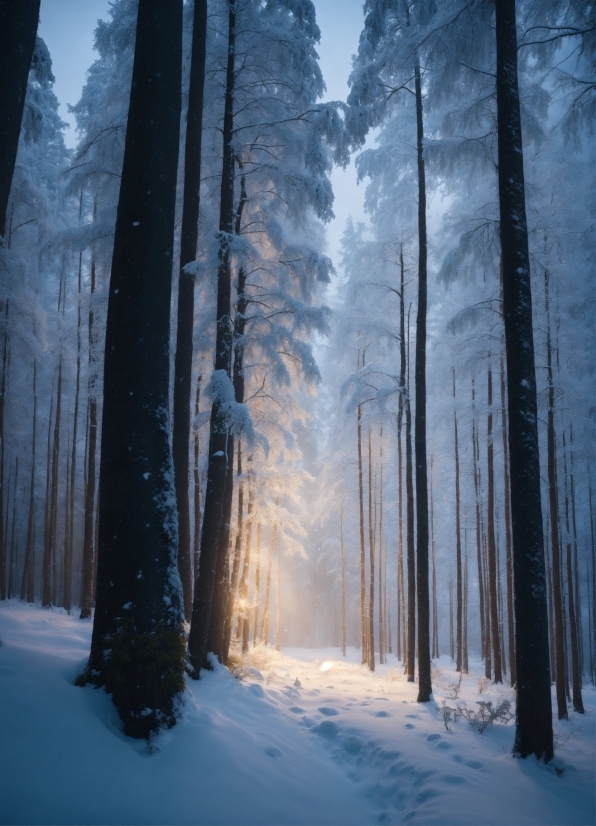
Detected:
left=320, top=661, right=333, bottom=673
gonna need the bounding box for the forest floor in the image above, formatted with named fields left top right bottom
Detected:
left=0, top=602, right=594, bottom=825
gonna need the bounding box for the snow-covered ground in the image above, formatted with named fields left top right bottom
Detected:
left=1, top=603, right=594, bottom=825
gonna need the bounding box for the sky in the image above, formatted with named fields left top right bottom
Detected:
left=37, top=0, right=370, bottom=273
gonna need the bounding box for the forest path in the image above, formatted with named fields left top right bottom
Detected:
left=0, top=603, right=594, bottom=825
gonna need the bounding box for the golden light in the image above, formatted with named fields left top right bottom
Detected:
left=320, top=661, right=333, bottom=673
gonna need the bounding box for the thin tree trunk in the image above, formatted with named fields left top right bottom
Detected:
left=42, top=365, right=61, bottom=608
left=453, top=370, right=463, bottom=671
left=405, top=307, right=415, bottom=681
left=562, top=432, right=584, bottom=712
left=239, top=490, right=253, bottom=653
left=414, top=60, right=431, bottom=704
left=357, top=348, right=367, bottom=665
left=430, top=454, right=438, bottom=658
left=368, top=430, right=375, bottom=671
left=472, top=382, right=486, bottom=666
left=262, top=522, right=275, bottom=645
left=487, top=365, right=503, bottom=682
left=340, top=503, right=346, bottom=657
left=501, top=356, right=516, bottom=686
left=463, top=552, right=469, bottom=673
left=276, top=539, right=281, bottom=652
left=80, top=257, right=97, bottom=620
left=193, top=374, right=202, bottom=578
left=7, top=456, right=18, bottom=599
left=21, top=361, right=36, bottom=602
left=379, top=430, right=385, bottom=665
left=544, top=270, right=566, bottom=720
left=0, top=305, right=8, bottom=600
left=449, top=581, right=454, bottom=660
left=188, top=4, right=237, bottom=677
left=173, top=0, right=207, bottom=621
left=253, top=521, right=261, bottom=645
left=397, top=246, right=406, bottom=664
left=222, top=445, right=243, bottom=660
left=496, top=0, right=553, bottom=758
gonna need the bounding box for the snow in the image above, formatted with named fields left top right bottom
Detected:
left=1, top=603, right=594, bottom=826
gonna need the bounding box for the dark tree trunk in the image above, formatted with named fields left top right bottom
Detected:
left=222, top=448, right=243, bottom=660
left=562, top=432, right=584, bottom=713
left=340, top=504, right=346, bottom=657
left=7, top=456, right=18, bottom=599
left=173, top=0, right=207, bottom=621
left=463, top=552, right=469, bottom=672
left=397, top=247, right=406, bottom=664
left=414, top=62, right=431, bottom=703
left=368, top=431, right=375, bottom=671
left=501, top=356, right=516, bottom=686
left=544, top=270, right=566, bottom=719
left=81, top=0, right=185, bottom=740
left=495, top=0, right=553, bottom=760
left=80, top=258, right=97, bottom=620
left=472, top=382, right=486, bottom=666
left=430, top=455, right=439, bottom=658
left=21, top=361, right=36, bottom=602
left=378, top=432, right=385, bottom=665
left=276, top=540, right=281, bottom=652
left=42, top=363, right=61, bottom=608
left=453, top=370, right=463, bottom=671
left=449, top=582, right=454, bottom=660
left=188, top=4, right=236, bottom=677
left=0, top=0, right=40, bottom=239
left=207, top=437, right=234, bottom=662
left=193, top=374, right=202, bottom=577
left=487, top=366, right=503, bottom=682
left=405, top=311, right=415, bottom=682
left=64, top=237, right=83, bottom=614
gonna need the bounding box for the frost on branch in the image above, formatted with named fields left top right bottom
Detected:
left=205, top=370, right=255, bottom=443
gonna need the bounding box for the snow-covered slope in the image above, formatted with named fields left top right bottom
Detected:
left=0, top=603, right=594, bottom=825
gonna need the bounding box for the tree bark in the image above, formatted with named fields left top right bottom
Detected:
left=253, top=521, right=261, bottom=645
left=21, top=361, right=36, bottom=602
left=173, top=0, right=207, bottom=621
left=42, top=363, right=61, bottom=608
left=193, top=374, right=202, bottom=577
left=80, top=257, right=98, bottom=619
left=453, top=370, right=463, bottom=671
left=405, top=310, right=416, bottom=681
left=357, top=350, right=367, bottom=664
left=562, top=432, right=583, bottom=713
left=188, top=4, right=236, bottom=677
left=262, top=522, right=275, bottom=645
left=82, top=0, right=185, bottom=739
left=487, top=365, right=503, bottom=682
left=368, top=430, right=375, bottom=671
left=0, top=0, right=41, bottom=239
left=0, top=306, right=8, bottom=600
left=495, top=0, right=553, bottom=760
left=340, top=504, right=346, bottom=657
left=239, top=490, right=253, bottom=652
left=501, top=356, right=516, bottom=686
left=414, top=61, right=431, bottom=703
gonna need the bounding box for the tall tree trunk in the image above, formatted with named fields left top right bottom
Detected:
left=262, top=522, right=275, bottom=645
left=379, top=430, right=385, bottom=664
left=496, top=0, right=553, bottom=759
left=222, top=445, right=243, bottom=660
left=501, top=356, right=516, bottom=686
left=368, top=430, right=375, bottom=671
left=276, top=539, right=281, bottom=652
left=252, top=521, right=261, bottom=645
left=357, top=350, right=367, bottom=665
left=21, top=361, right=36, bottom=602
left=544, top=270, right=566, bottom=720
left=82, top=0, right=185, bottom=740
left=430, top=455, right=439, bottom=658
left=463, top=552, right=469, bottom=672
left=43, top=364, right=61, bottom=608
left=0, top=0, right=41, bottom=239
left=562, top=432, right=584, bottom=712
left=414, top=60, right=431, bottom=703
left=80, top=257, right=97, bottom=620
left=188, top=4, right=236, bottom=677
left=340, top=504, right=346, bottom=657
left=239, top=490, right=253, bottom=653
left=173, top=0, right=207, bottom=621
left=453, top=370, right=463, bottom=671
left=397, top=245, right=406, bottom=664
left=7, top=456, right=18, bottom=599
left=405, top=307, right=416, bottom=681
left=193, top=374, right=202, bottom=578
left=449, top=582, right=454, bottom=660
left=472, top=382, right=486, bottom=667
left=64, top=233, right=83, bottom=614
left=487, top=365, right=503, bottom=682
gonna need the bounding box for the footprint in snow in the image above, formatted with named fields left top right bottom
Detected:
left=265, top=746, right=283, bottom=758
left=404, top=723, right=415, bottom=729
left=426, top=733, right=441, bottom=742
left=318, top=707, right=339, bottom=716
left=374, top=710, right=391, bottom=717
left=313, top=720, right=339, bottom=740
left=289, top=706, right=304, bottom=714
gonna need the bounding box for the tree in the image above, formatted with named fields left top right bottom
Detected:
left=77, top=0, right=185, bottom=740
left=495, top=0, right=553, bottom=760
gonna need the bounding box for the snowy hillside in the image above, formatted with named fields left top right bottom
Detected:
left=1, top=603, right=594, bottom=825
